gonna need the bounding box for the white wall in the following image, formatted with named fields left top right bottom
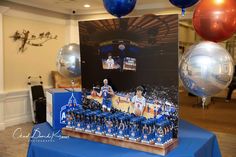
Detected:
left=0, top=7, right=78, bottom=130
left=0, top=6, right=8, bottom=130
left=3, top=90, right=31, bottom=128
left=3, top=12, right=66, bottom=91
left=65, top=19, right=80, bottom=44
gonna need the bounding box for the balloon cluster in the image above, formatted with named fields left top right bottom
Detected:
left=179, top=0, right=236, bottom=103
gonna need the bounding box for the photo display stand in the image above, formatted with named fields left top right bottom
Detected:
left=62, top=14, right=179, bottom=156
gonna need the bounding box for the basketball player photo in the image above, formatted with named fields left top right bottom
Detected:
left=106, top=55, right=115, bottom=69
left=98, top=79, right=114, bottom=111
left=131, top=86, right=146, bottom=116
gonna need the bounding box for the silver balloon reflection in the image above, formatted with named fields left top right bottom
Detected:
left=56, top=43, right=81, bottom=78
left=179, top=41, right=234, bottom=98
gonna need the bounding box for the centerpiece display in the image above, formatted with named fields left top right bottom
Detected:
left=60, top=14, right=179, bottom=156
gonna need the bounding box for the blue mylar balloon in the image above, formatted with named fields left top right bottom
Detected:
left=103, top=0, right=137, bottom=18
left=169, top=0, right=199, bottom=15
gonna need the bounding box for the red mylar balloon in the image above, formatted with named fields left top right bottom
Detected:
left=193, top=0, right=236, bottom=42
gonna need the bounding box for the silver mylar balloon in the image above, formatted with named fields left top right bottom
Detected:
left=179, top=41, right=234, bottom=98
left=56, top=43, right=81, bottom=78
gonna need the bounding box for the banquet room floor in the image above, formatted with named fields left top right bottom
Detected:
left=0, top=90, right=236, bottom=157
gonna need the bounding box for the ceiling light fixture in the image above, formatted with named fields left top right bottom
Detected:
left=84, top=4, right=90, bottom=8
left=215, top=0, right=224, bottom=4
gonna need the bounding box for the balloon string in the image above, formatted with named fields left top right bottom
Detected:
left=181, top=8, right=186, bottom=16
left=71, top=79, right=75, bottom=94
left=202, top=97, right=206, bottom=109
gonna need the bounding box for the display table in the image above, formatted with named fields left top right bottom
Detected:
left=27, top=120, right=221, bottom=157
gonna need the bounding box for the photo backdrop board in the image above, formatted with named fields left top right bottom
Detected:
left=79, top=14, right=179, bottom=138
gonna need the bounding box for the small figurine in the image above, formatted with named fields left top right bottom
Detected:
left=141, top=119, right=155, bottom=143
left=154, top=123, right=165, bottom=145
left=95, top=112, right=111, bottom=135
left=129, top=116, right=146, bottom=141
left=117, top=117, right=125, bottom=139
left=66, top=111, right=75, bottom=128
left=75, top=110, right=86, bottom=131
left=105, top=115, right=114, bottom=137
left=147, top=104, right=150, bottom=113
left=153, top=106, right=156, bottom=118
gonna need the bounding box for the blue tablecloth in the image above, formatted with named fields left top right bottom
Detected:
left=27, top=120, right=221, bottom=157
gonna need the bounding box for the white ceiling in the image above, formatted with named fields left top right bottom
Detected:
left=6, top=0, right=175, bottom=15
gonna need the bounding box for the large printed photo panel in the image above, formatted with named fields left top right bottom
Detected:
left=79, top=14, right=179, bottom=138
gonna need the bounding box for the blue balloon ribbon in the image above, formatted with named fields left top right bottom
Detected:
left=169, top=0, right=199, bottom=15
left=181, top=8, right=186, bottom=16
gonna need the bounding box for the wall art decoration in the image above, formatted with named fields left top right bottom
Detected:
left=10, top=30, right=57, bottom=53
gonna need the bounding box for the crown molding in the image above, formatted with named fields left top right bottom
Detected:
left=0, top=0, right=70, bottom=19
left=3, top=9, right=68, bottom=25
left=0, top=6, right=9, bottom=14
left=0, top=0, right=193, bottom=21
left=76, top=8, right=193, bottom=22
